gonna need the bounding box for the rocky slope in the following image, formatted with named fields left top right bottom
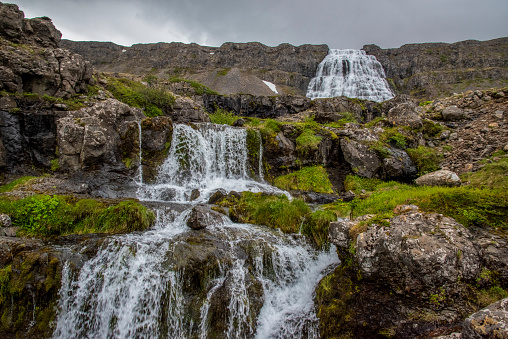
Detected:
left=364, top=38, right=508, bottom=99
left=60, top=39, right=328, bottom=96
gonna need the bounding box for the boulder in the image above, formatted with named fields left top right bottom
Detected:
left=170, top=95, right=210, bottom=123
left=442, top=106, right=467, bottom=121
left=382, top=147, right=417, bottom=179
left=387, top=101, right=423, bottom=128
left=186, top=205, right=226, bottom=230
left=208, top=189, right=227, bottom=204
left=0, top=227, right=18, bottom=237
left=340, top=138, right=381, bottom=178
left=415, top=169, right=461, bottom=187
left=463, top=298, right=508, bottom=338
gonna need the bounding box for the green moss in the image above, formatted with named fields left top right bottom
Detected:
left=216, top=68, right=231, bottom=76
left=296, top=129, right=322, bottom=152
left=0, top=195, right=155, bottom=236
left=273, top=166, right=333, bottom=193
left=406, top=146, right=443, bottom=176
left=301, top=210, right=337, bottom=249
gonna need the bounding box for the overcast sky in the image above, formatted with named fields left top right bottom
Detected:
left=9, top=0, right=508, bottom=49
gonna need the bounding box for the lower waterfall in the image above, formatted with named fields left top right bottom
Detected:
left=52, top=123, right=339, bottom=338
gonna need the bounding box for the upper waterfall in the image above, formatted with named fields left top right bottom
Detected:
left=306, top=49, right=394, bottom=102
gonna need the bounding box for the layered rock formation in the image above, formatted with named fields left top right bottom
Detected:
left=364, top=38, right=508, bottom=99
left=60, top=39, right=328, bottom=96
left=0, top=2, right=93, bottom=97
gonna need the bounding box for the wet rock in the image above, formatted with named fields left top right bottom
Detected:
left=442, top=106, right=467, bottom=121
left=159, top=188, right=177, bottom=201
left=190, top=189, right=200, bottom=201
left=289, top=190, right=341, bottom=204
left=463, top=298, right=508, bottom=338
left=232, top=118, right=246, bottom=127
left=0, top=213, right=11, bottom=228
left=186, top=205, right=226, bottom=230
left=208, top=189, right=227, bottom=204
left=415, top=170, right=461, bottom=187
left=140, top=116, right=173, bottom=182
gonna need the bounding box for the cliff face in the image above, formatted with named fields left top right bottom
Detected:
left=0, top=2, right=93, bottom=98
left=364, top=38, right=508, bottom=99
left=60, top=40, right=329, bottom=96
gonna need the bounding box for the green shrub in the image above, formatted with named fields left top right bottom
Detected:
left=296, top=129, right=322, bottom=152
left=259, top=119, right=282, bottom=138
left=420, top=119, right=443, bottom=138
left=251, top=195, right=310, bottom=233
left=406, top=146, right=443, bottom=176
left=273, top=166, right=333, bottom=193
left=208, top=107, right=238, bottom=125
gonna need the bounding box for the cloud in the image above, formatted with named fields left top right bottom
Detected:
left=11, top=0, right=508, bottom=48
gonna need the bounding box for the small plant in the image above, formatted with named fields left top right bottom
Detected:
left=296, top=129, right=322, bottom=152
left=406, top=146, right=443, bottom=176
left=429, top=287, right=446, bottom=307
left=273, top=166, right=334, bottom=193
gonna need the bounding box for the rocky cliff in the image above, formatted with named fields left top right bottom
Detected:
left=364, top=38, right=508, bottom=99
left=0, top=2, right=93, bottom=98
left=60, top=40, right=329, bottom=96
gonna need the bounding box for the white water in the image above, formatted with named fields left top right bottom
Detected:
left=306, top=49, right=394, bottom=102
left=137, top=121, right=143, bottom=185
left=137, top=123, right=283, bottom=202
left=52, top=122, right=339, bottom=338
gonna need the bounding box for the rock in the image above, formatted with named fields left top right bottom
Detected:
left=382, top=147, right=417, bottom=179
left=504, top=144, right=508, bottom=152
left=0, top=96, right=16, bottom=110
left=186, top=205, right=226, bottom=230
left=494, top=110, right=504, bottom=119
left=289, top=190, right=341, bottom=204
left=0, top=214, right=11, bottom=228
left=494, top=92, right=505, bottom=98
left=208, top=189, right=227, bottom=204
left=489, top=122, right=499, bottom=128
left=340, top=138, right=381, bottom=178
left=170, top=95, right=210, bottom=123
left=415, top=170, right=461, bottom=187
left=387, top=101, right=423, bottom=128
left=442, top=106, right=467, bottom=121
left=0, top=227, right=18, bottom=237
left=232, top=118, right=246, bottom=127
left=463, top=298, right=508, bottom=338
left=57, top=99, right=145, bottom=172
left=190, top=189, right=200, bottom=201
left=140, top=116, right=173, bottom=182
left=0, top=4, right=92, bottom=98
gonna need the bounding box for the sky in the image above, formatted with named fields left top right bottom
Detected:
left=9, top=0, right=508, bottom=49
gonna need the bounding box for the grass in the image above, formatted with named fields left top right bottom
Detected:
left=323, top=112, right=357, bottom=128
left=326, top=184, right=508, bottom=230
left=106, top=77, right=175, bottom=116
left=296, top=129, right=322, bottom=152
left=273, top=166, right=334, bottom=193
left=0, top=195, right=155, bottom=237
left=462, top=157, right=508, bottom=190
left=0, top=177, right=36, bottom=193
left=208, top=107, right=238, bottom=125
left=169, top=78, right=219, bottom=95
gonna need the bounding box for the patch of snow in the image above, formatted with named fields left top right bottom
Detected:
left=210, top=52, right=214, bottom=55
left=122, top=49, right=127, bottom=53
left=263, top=80, right=278, bottom=94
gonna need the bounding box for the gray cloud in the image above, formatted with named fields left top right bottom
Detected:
left=11, top=0, right=508, bottom=49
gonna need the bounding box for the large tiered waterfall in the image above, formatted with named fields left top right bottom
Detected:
left=306, top=49, right=394, bottom=102
left=52, top=123, right=339, bottom=339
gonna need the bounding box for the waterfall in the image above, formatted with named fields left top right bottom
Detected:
left=52, top=121, right=339, bottom=338
left=137, top=123, right=282, bottom=202
left=306, top=49, right=394, bottom=102
left=137, top=120, right=143, bottom=185
left=257, top=130, right=265, bottom=182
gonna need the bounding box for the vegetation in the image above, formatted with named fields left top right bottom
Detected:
left=106, top=77, right=175, bottom=116
left=323, top=112, right=358, bottom=128
left=462, top=157, right=508, bottom=190
left=208, top=107, right=239, bottom=125
left=0, top=195, right=155, bottom=237
left=169, top=78, right=219, bottom=95
left=273, top=166, right=333, bottom=193
left=296, top=129, right=322, bottom=152
left=406, top=146, right=443, bottom=176
left=0, top=176, right=36, bottom=193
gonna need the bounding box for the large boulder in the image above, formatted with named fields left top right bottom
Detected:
left=340, top=138, right=381, bottom=178
left=442, top=105, right=467, bottom=121
left=415, top=169, right=462, bottom=187
left=170, top=95, right=210, bottom=123
left=387, top=101, right=423, bottom=128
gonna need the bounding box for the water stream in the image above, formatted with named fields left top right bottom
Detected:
left=52, top=123, right=339, bottom=338
left=306, top=49, right=394, bottom=102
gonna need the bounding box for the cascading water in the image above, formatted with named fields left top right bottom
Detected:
left=137, top=123, right=281, bottom=202
left=306, top=49, right=394, bottom=102
left=52, top=122, right=339, bottom=339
